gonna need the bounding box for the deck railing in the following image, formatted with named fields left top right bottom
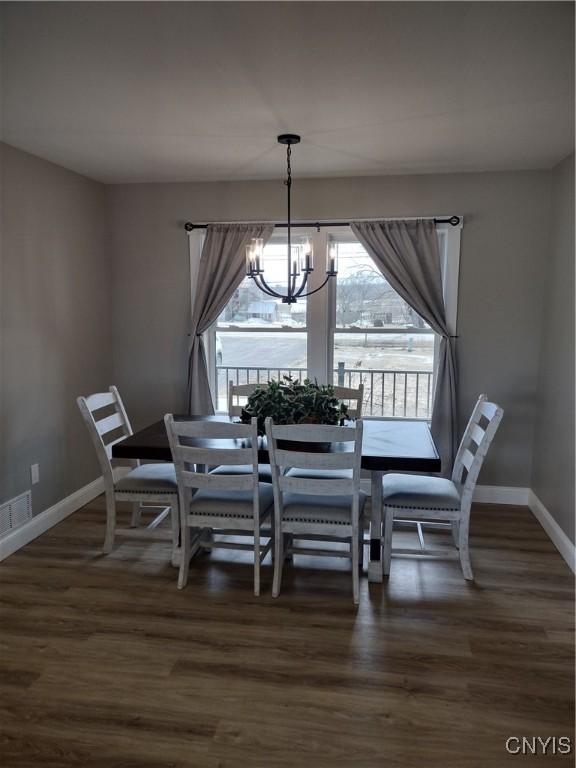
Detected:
left=216, top=365, right=433, bottom=419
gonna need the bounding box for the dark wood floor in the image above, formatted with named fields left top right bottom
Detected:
left=1, top=497, right=574, bottom=767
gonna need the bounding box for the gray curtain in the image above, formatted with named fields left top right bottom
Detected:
left=187, top=223, right=273, bottom=414
left=350, top=219, right=457, bottom=474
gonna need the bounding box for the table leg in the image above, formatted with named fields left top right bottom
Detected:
left=368, top=470, right=384, bottom=583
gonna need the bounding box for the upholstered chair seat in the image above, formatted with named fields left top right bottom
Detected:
left=382, top=474, right=460, bottom=514
left=188, top=484, right=274, bottom=519
left=281, top=491, right=367, bottom=525
left=115, top=464, right=178, bottom=494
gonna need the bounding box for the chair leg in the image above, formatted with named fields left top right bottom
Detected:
left=351, top=522, right=360, bottom=605
left=285, top=534, right=294, bottom=562
left=254, top=522, right=261, bottom=597
left=358, top=519, right=364, bottom=570
left=272, top=520, right=283, bottom=599
left=178, top=525, right=191, bottom=589
left=169, top=502, right=180, bottom=568
left=130, top=502, right=142, bottom=528
left=452, top=520, right=460, bottom=549
left=383, top=508, right=394, bottom=576
left=458, top=520, right=474, bottom=581
left=103, top=490, right=116, bottom=554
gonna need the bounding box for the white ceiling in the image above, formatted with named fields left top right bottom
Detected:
left=1, top=2, right=574, bottom=183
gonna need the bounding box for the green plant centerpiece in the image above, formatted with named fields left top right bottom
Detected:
left=240, top=376, right=349, bottom=436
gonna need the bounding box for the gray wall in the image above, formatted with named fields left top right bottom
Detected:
left=532, top=155, right=575, bottom=543
left=108, top=169, right=552, bottom=487
left=0, top=143, right=112, bottom=515
left=2, top=146, right=565, bottom=512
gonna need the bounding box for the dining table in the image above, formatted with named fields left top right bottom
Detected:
left=112, top=415, right=441, bottom=582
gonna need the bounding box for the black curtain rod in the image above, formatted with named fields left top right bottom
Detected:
left=184, top=216, right=460, bottom=232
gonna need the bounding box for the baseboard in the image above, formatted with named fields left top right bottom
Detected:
left=473, top=485, right=530, bottom=505
left=0, top=476, right=104, bottom=562
left=528, top=490, right=575, bottom=573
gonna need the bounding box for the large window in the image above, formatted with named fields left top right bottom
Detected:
left=193, top=223, right=461, bottom=418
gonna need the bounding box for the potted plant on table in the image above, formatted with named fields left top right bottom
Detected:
left=239, top=376, right=349, bottom=441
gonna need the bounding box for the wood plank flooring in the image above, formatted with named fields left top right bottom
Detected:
left=1, top=497, right=574, bottom=767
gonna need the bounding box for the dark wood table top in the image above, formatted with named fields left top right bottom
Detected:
left=112, top=415, right=441, bottom=473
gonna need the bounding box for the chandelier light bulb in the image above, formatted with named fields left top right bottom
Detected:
left=327, top=243, right=339, bottom=276
left=303, top=239, right=314, bottom=273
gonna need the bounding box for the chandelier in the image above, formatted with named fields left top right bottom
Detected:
left=245, top=134, right=338, bottom=304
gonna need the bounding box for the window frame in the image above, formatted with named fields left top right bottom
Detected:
left=188, top=220, right=462, bottom=416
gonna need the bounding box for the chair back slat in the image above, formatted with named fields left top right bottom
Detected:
left=333, top=384, right=364, bottom=418
left=77, top=386, right=133, bottom=482
left=268, top=422, right=357, bottom=443
left=479, top=401, right=499, bottom=421
left=165, top=415, right=259, bottom=493
left=96, top=412, right=125, bottom=436
left=171, top=419, right=255, bottom=440
left=228, top=382, right=265, bottom=417
left=460, top=448, right=475, bottom=472
left=173, top=444, right=254, bottom=467
left=452, top=394, right=504, bottom=499
left=84, top=391, right=116, bottom=411
left=180, top=469, right=254, bottom=492
left=470, top=423, right=486, bottom=447
left=279, top=475, right=354, bottom=496
left=265, top=417, right=363, bottom=498
left=274, top=448, right=357, bottom=471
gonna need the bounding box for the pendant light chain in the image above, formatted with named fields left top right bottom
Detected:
left=286, top=144, right=292, bottom=187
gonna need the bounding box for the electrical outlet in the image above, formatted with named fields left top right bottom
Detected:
left=30, top=463, right=40, bottom=485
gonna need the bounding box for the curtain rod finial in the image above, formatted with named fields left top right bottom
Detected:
left=184, top=222, right=194, bottom=232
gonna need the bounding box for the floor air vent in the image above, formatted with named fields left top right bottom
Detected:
left=0, top=491, right=33, bottom=536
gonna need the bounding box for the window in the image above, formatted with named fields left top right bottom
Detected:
left=191, top=222, right=461, bottom=419
left=212, top=231, right=309, bottom=411
left=330, top=236, right=435, bottom=418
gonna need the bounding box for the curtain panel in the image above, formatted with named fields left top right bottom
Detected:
left=350, top=219, right=458, bottom=473
left=187, top=223, right=273, bottom=415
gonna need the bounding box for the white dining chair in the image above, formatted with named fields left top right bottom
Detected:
left=77, top=386, right=179, bottom=559
left=382, top=394, right=504, bottom=580
left=164, top=415, right=274, bottom=595
left=228, top=381, right=264, bottom=417
left=265, top=418, right=365, bottom=604
left=333, top=383, right=364, bottom=418
left=283, top=383, right=364, bottom=484
left=209, top=381, right=273, bottom=483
